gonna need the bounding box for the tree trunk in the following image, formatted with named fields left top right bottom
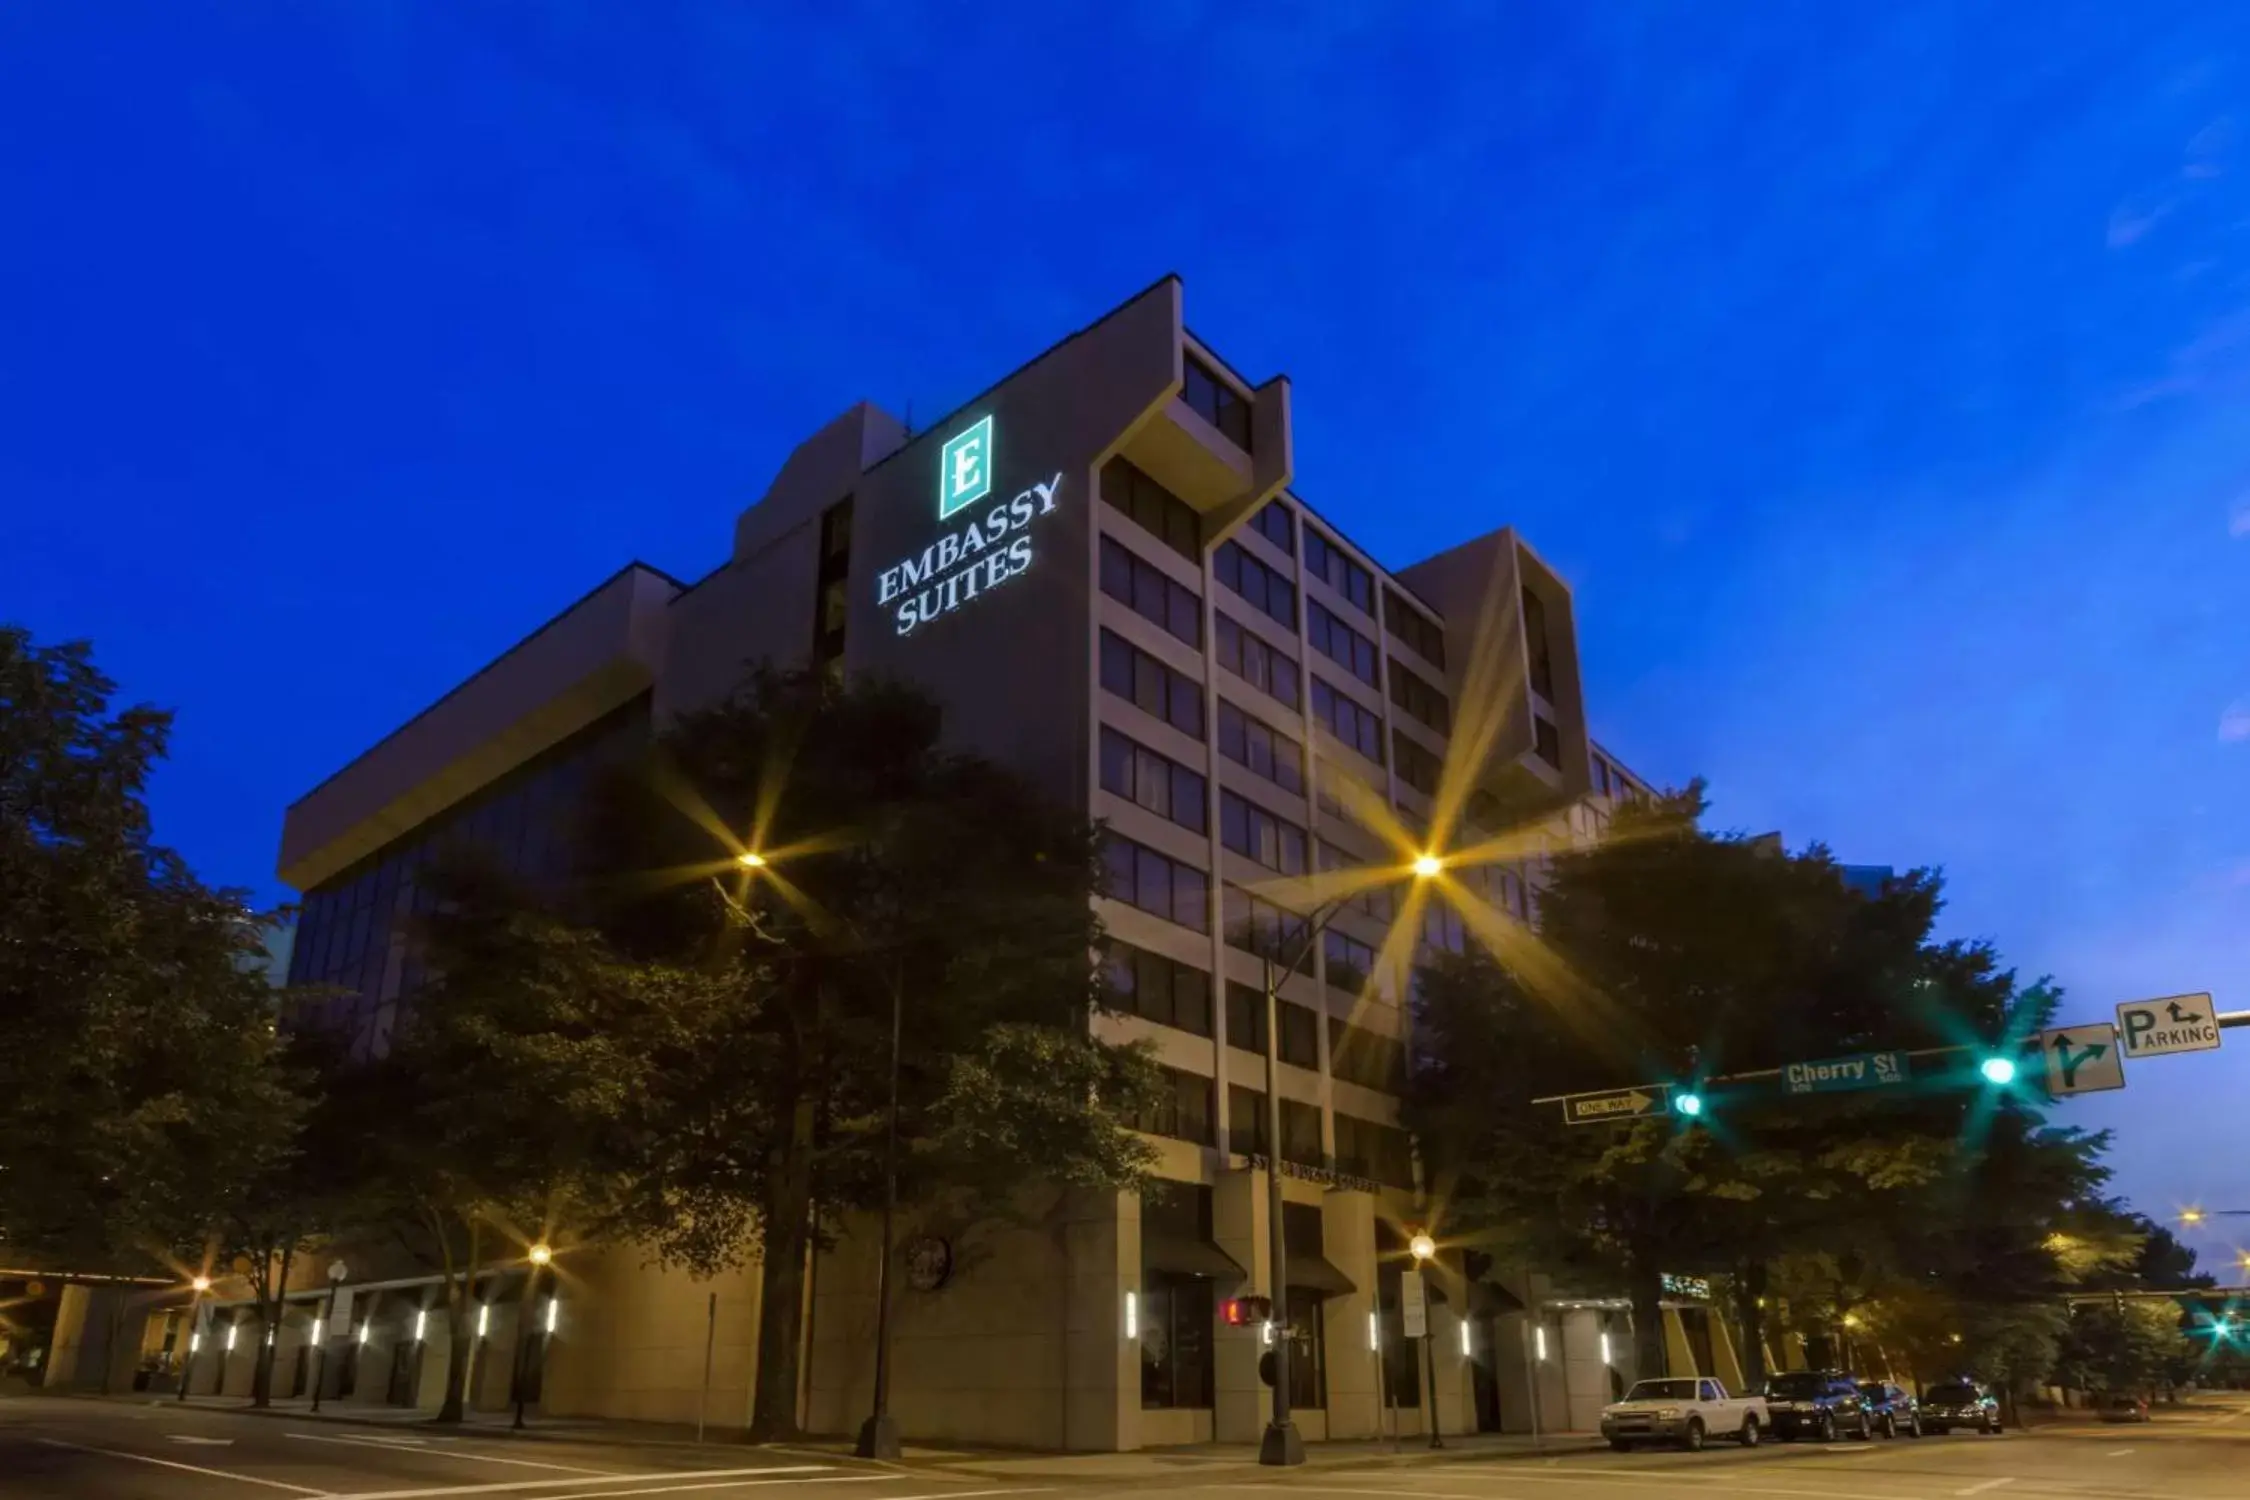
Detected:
left=250, top=1247, right=292, bottom=1407
left=1626, top=1252, right=1666, bottom=1380
left=748, top=1087, right=818, bottom=1440
left=435, top=1220, right=480, bottom=1424
left=1735, top=1261, right=1769, bottom=1389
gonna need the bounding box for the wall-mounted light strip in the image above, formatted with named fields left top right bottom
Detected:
left=1123, top=1291, right=1138, bottom=1340
left=545, top=1296, right=559, bottom=1334
left=1368, top=1311, right=1380, bottom=1351
left=413, top=1309, right=427, bottom=1343
left=1535, top=1325, right=1548, bottom=1361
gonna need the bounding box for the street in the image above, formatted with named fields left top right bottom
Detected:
left=4, top=1396, right=2247, bottom=1500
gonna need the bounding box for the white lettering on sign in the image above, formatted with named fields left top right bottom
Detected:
left=1786, top=1058, right=1870, bottom=1089
left=876, top=471, right=1064, bottom=637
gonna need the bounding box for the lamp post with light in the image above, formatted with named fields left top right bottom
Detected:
left=1409, top=1231, right=1443, bottom=1449
left=176, top=1275, right=213, bottom=1401
left=310, top=1260, right=348, bottom=1412
left=512, top=1243, right=553, bottom=1430
left=1256, top=853, right=1443, bottom=1468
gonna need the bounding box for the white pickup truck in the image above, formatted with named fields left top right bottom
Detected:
left=1600, top=1376, right=1769, bottom=1451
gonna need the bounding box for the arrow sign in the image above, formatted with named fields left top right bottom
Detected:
left=2115, top=993, right=2222, bottom=1060
left=2039, top=1023, right=2126, bottom=1095
left=1563, top=1085, right=1671, bottom=1126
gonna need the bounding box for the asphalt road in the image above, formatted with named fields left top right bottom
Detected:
left=4, top=1394, right=2246, bottom=1500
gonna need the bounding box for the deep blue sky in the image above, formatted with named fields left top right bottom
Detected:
left=4, top=5, right=2245, bottom=1260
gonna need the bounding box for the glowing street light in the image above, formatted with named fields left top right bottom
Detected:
left=1409, top=1232, right=1437, bottom=1263
left=735, top=851, right=767, bottom=869
left=1412, top=852, right=1444, bottom=880
left=190, top=1275, right=212, bottom=1293
left=528, top=1243, right=553, bottom=1267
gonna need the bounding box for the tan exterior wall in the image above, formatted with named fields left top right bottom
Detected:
left=541, top=1245, right=763, bottom=1428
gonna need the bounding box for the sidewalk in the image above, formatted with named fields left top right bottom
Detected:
left=106, top=1393, right=1599, bottom=1474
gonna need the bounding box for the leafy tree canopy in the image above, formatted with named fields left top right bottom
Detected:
left=0, top=626, right=301, bottom=1267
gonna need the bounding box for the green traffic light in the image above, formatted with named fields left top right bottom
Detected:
left=1676, top=1092, right=1704, bottom=1118
left=1979, top=1056, right=2018, bottom=1086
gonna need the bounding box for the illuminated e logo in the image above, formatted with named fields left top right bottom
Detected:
left=938, top=415, right=993, bottom=519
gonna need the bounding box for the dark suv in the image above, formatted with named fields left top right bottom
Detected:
left=1763, top=1371, right=1874, bottom=1441
left=1857, top=1381, right=1921, bottom=1438
left=1920, top=1380, right=2002, bottom=1435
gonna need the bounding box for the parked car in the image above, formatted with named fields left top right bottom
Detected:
left=1601, top=1377, right=1770, bottom=1451
left=1762, top=1370, right=1874, bottom=1441
left=1920, top=1379, right=2003, bottom=1434
left=2099, top=1394, right=2151, bottom=1423
left=1858, top=1381, right=1922, bottom=1438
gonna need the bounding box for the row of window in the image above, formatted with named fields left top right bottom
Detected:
left=1101, top=834, right=1209, bottom=932
left=1323, top=928, right=1377, bottom=993
left=1393, top=729, right=1442, bottom=797
left=1101, top=535, right=1201, bottom=648
left=1308, top=600, right=1380, bottom=687
left=1330, top=1018, right=1407, bottom=1093
left=1100, top=629, right=1203, bottom=738
left=1388, top=657, right=1450, bottom=733
left=1182, top=355, right=1254, bottom=452
left=1304, top=524, right=1375, bottom=616
left=1128, top=1062, right=1409, bottom=1191
left=1100, top=726, right=1206, bottom=835
left=1247, top=499, right=1293, bottom=554
left=1310, top=678, right=1385, bottom=764
left=1106, top=938, right=1404, bottom=1086
left=1216, top=699, right=1302, bottom=794
left=1219, top=788, right=1307, bottom=876
left=1214, top=612, right=1298, bottom=710
left=1384, top=588, right=1446, bottom=669
left=1215, top=540, right=1296, bottom=631
left=1101, top=458, right=1201, bottom=562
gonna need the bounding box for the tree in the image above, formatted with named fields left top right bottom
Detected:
left=345, top=855, right=727, bottom=1423
left=1405, top=784, right=2094, bottom=1381
left=0, top=626, right=300, bottom=1267
left=583, top=667, right=1159, bottom=1439
left=2054, top=1301, right=2193, bottom=1398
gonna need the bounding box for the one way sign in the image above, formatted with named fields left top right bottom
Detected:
left=2040, top=1023, right=2126, bottom=1096
left=2115, top=993, right=2223, bottom=1060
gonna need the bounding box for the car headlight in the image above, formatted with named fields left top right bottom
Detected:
left=1658, top=1408, right=1681, bottom=1419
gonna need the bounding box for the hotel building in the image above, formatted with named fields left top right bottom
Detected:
left=243, top=276, right=1720, bottom=1447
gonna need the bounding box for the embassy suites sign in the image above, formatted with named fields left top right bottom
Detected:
left=875, top=414, right=1065, bottom=637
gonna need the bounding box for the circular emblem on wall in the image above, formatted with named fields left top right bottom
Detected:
left=904, top=1235, right=953, bottom=1292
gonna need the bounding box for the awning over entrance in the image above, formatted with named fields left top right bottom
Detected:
left=1285, top=1250, right=1357, bottom=1296
left=1145, top=1234, right=1246, bottom=1281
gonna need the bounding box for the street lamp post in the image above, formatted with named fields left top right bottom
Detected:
left=512, top=1243, right=552, bottom=1431
left=311, top=1261, right=348, bottom=1412
left=177, top=1275, right=212, bottom=1402
left=855, top=964, right=906, bottom=1461
left=1410, top=1232, right=1442, bottom=1449
left=1257, top=854, right=1441, bottom=1468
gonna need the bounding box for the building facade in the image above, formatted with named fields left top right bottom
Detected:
left=266, top=276, right=1678, bottom=1446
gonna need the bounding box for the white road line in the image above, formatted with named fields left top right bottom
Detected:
left=166, top=1434, right=238, bottom=1445
left=2106, top=1448, right=2133, bottom=1456
left=34, top=1436, right=328, bottom=1495
left=283, top=1430, right=616, bottom=1473
left=1954, top=1482, right=2016, bottom=1497
left=327, top=1472, right=878, bottom=1500
left=553, top=1489, right=1043, bottom=1500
